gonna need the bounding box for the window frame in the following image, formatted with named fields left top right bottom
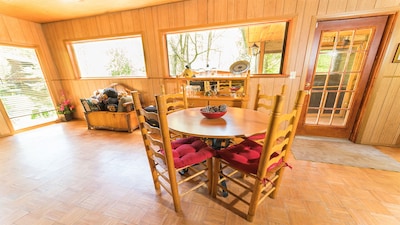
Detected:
left=0, top=43, right=58, bottom=130
left=161, top=19, right=292, bottom=78
left=66, top=34, right=147, bottom=79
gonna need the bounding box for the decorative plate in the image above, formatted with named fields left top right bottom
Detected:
left=229, top=60, right=250, bottom=74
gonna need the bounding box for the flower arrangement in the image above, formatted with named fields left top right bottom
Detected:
left=57, top=96, right=75, bottom=115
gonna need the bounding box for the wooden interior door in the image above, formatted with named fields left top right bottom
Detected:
left=297, top=16, right=388, bottom=138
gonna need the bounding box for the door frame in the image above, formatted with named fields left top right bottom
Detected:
left=298, top=13, right=397, bottom=142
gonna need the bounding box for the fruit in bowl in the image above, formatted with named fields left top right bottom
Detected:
left=200, top=104, right=227, bottom=119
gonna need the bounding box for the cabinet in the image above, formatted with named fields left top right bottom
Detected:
left=176, top=74, right=249, bottom=108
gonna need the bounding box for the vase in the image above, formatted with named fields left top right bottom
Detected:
left=64, top=113, right=73, bottom=121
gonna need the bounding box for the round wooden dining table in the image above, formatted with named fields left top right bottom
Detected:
left=167, top=107, right=269, bottom=139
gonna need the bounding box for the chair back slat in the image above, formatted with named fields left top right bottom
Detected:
left=258, top=90, right=306, bottom=179
left=254, top=84, right=287, bottom=114
left=161, top=85, right=188, bottom=114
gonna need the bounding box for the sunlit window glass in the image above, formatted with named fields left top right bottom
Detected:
left=165, top=22, right=287, bottom=76
left=0, top=45, right=57, bottom=130
left=69, top=36, right=146, bottom=78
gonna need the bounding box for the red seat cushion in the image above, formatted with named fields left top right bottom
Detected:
left=217, top=139, right=282, bottom=174
left=247, top=133, right=265, bottom=141
left=168, top=137, right=216, bottom=169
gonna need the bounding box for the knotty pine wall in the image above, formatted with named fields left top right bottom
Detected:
left=1, top=0, right=400, bottom=146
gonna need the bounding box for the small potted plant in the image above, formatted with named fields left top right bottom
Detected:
left=57, top=95, right=75, bottom=121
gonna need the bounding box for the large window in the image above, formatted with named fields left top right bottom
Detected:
left=67, top=36, right=146, bottom=78
left=165, top=21, right=288, bottom=77
left=0, top=45, right=57, bottom=130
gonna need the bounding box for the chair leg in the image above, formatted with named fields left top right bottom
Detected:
left=166, top=168, right=182, bottom=213
left=247, top=180, right=263, bottom=222
left=211, top=157, right=220, bottom=198
left=207, top=158, right=213, bottom=194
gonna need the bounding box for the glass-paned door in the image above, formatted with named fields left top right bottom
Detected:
left=297, top=16, right=388, bottom=138
left=0, top=45, right=57, bottom=130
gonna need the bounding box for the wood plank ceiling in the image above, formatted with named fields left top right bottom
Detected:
left=0, top=0, right=184, bottom=23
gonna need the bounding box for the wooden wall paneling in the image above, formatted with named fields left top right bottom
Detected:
left=377, top=0, right=400, bottom=8
left=193, top=0, right=208, bottom=25
left=206, top=0, right=216, bottom=24
left=283, top=0, right=299, bottom=15
left=148, top=78, right=164, bottom=105
left=378, top=78, right=400, bottom=144
left=360, top=77, right=392, bottom=144
left=316, top=0, right=329, bottom=15
left=72, top=20, right=88, bottom=39
left=123, top=79, right=141, bottom=92
left=291, top=0, right=318, bottom=92
left=182, top=0, right=202, bottom=26
left=233, top=0, right=249, bottom=21
left=225, top=0, right=238, bottom=21
left=44, top=25, right=68, bottom=79
left=0, top=15, right=11, bottom=42
left=42, top=24, right=71, bottom=80
left=345, top=0, right=358, bottom=11
left=153, top=1, right=179, bottom=79
left=83, top=17, right=101, bottom=37
left=60, top=20, right=73, bottom=40
left=31, top=23, right=45, bottom=46
left=140, top=8, right=160, bottom=78
left=4, top=16, right=26, bottom=43
left=355, top=0, right=377, bottom=11
left=109, top=13, right=125, bottom=34
left=263, top=0, right=277, bottom=16
left=168, top=1, right=185, bottom=28
left=274, top=0, right=285, bottom=16
left=396, top=64, right=400, bottom=76
left=326, top=0, right=348, bottom=14
left=95, top=15, right=113, bottom=36
left=156, top=4, right=171, bottom=29
left=140, top=78, right=154, bottom=105
left=356, top=73, right=384, bottom=143
left=247, top=0, right=264, bottom=19
left=214, top=0, right=229, bottom=23
left=132, top=10, right=144, bottom=32
left=292, top=0, right=316, bottom=80
left=18, top=19, right=34, bottom=44
left=120, top=11, right=134, bottom=31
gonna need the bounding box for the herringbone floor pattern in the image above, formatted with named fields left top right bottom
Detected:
left=1, top=120, right=399, bottom=225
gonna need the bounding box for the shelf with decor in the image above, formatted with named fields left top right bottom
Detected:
left=175, top=73, right=249, bottom=108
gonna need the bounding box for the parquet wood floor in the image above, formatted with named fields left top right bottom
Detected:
left=1, top=121, right=399, bottom=225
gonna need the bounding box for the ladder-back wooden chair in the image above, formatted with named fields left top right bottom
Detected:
left=254, top=84, right=287, bottom=113
left=161, top=84, right=188, bottom=114
left=132, top=91, right=215, bottom=213
left=232, top=84, right=287, bottom=145
left=212, top=90, right=306, bottom=222
left=245, top=84, right=287, bottom=144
